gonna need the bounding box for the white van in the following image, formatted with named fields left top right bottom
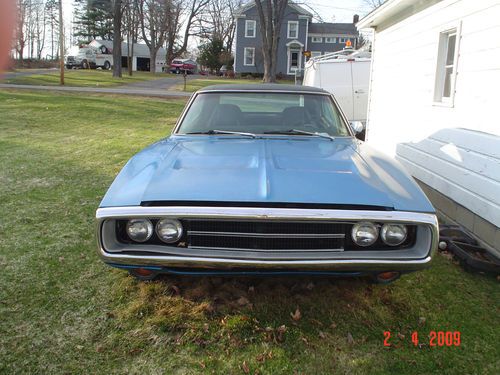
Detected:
left=303, top=51, right=371, bottom=124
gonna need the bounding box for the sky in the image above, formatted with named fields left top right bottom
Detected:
left=297, top=0, right=372, bottom=23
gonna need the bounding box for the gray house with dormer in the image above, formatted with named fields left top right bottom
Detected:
left=234, top=1, right=359, bottom=76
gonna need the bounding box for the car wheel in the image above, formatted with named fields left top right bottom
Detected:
left=104, top=61, right=111, bottom=70
left=176, top=67, right=180, bottom=74
left=82, top=60, right=89, bottom=69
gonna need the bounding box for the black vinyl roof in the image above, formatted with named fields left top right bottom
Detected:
left=198, top=84, right=329, bottom=94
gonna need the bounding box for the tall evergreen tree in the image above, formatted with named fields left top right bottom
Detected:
left=73, top=0, right=113, bottom=42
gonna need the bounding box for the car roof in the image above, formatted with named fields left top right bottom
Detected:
left=197, top=84, right=330, bottom=94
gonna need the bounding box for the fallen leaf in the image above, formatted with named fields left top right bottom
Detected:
left=242, top=360, right=250, bottom=374
left=199, top=361, right=206, bottom=369
left=330, top=322, right=337, bottom=329
left=248, top=286, right=255, bottom=293
left=418, top=317, right=426, bottom=325
left=237, top=296, right=250, bottom=306
left=58, top=256, right=64, bottom=262
left=397, top=333, right=405, bottom=340
left=319, top=331, right=327, bottom=339
left=76, top=345, right=84, bottom=350
left=171, top=285, right=180, bottom=295
left=347, top=332, right=354, bottom=345
left=276, top=325, right=287, bottom=342
left=306, top=282, right=314, bottom=290
left=290, top=308, right=302, bottom=321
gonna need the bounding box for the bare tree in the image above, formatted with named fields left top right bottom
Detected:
left=363, top=0, right=385, bottom=10
left=112, top=0, right=122, bottom=77
left=15, top=0, right=29, bottom=60
left=45, top=0, right=59, bottom=59
left=138, top=0, right=170, bottom=72
left=254, top=0, right=289, bottom=83
left=123, top=0, right=140, bottom=75
left=165, top=0, right=209, bottom=65
left=195, top=0, right=243, bottom=51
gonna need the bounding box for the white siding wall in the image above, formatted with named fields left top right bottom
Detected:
left=366, top=0, right=500, bottom=227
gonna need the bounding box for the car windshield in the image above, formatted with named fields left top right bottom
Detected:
left=176, top=92, right=351, bottom=137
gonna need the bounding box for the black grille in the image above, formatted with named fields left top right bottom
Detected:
left=185, top=220, right=346, bottom=251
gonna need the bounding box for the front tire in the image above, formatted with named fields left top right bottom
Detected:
left=81, top=60, right=89, bottom=69
left=104, top=61, right=111, bottom=70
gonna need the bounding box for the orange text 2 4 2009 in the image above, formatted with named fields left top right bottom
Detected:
left=383, top=331, right=461, bottom=347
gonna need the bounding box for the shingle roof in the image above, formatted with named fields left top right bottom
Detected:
left=235, top=1, right=313, bottom=17
left=308, top=23, right=358, bottom=35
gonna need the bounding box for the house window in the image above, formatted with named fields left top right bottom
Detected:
left=338, top=37, right=346, bottom=43
left=311, top=36, right=322, bottom=43
left=288, top=21, right=299, bottom=39
left=325, top=37, right=336, bottom=43
left=434, top=27, right=459, bottom=104
left=245, top=20, right=256, bottom=38
left=244, top=47, right=255, bottom=66
left=311, top=51, right=322, bottom=58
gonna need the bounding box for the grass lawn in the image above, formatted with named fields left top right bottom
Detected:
left=0, top=89, right=499, bottom=374
left=1, top=69, right=173, bottom=87
left=175, top=77, right=296, bottom=92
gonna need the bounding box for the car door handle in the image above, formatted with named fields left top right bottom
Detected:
left=355, top=89, right=365, bottom=94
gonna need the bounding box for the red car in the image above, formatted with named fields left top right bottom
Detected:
left=169, top=59, right=197, bottom=74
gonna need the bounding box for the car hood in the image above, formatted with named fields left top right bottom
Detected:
left=100, top=136, right=434, bottom=213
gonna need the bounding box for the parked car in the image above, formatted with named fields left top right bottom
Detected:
left=96, top=84, right=438, bottom=283
left=169, top=59, right=197, bottom=74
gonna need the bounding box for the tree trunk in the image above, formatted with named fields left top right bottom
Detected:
left=112, top=0, right=122, bottom=78
left=149, top=49, right=157, bottom=73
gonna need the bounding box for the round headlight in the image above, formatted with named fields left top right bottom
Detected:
left=126, top=219, right=153, bottom=243
left=381, top=224, right=407, bottom=246
left=156, top=218, right=183, bottom=243
left=351, top=222, right=379, bottom=247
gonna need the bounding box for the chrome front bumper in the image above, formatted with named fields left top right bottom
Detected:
left=96, top=206, right=439, bottom=272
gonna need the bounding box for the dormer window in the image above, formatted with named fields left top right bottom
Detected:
left=245, top=20, right=256, bottom=38
left=288, top=21, right=299, bottom=39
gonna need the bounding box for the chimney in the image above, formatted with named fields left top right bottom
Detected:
left=353, top=14, right=359, bottom=24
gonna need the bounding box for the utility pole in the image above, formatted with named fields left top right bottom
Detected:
left=58, top=0, right=64, bottom=85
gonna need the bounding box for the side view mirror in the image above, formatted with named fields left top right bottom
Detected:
left=350, top=121, right=366, bottom=141
left=350, top=121, right=365, bottom=134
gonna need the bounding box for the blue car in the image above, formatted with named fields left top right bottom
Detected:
left=96, top=84, right=438, bottom=283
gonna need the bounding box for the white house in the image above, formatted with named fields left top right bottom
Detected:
left=357, top=0, right=500, bottom=254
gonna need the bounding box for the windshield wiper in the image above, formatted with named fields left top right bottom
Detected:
left=263, top=129, right=335, bottom=141
left=185, top=129, right=256, bottom=138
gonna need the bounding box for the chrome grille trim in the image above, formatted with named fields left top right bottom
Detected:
left=187, top=231, right=345, bottom=239
left=187, top=246, right=345, bottom=253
